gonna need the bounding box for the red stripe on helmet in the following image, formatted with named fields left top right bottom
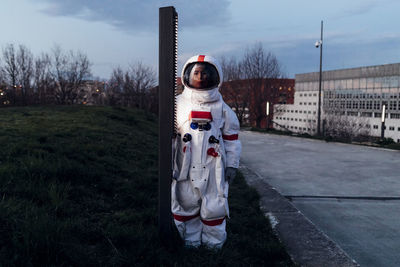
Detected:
left=189, top=111, right=213, bottom=121
left=222, top=134, right=239, bottom=141
left=173, top=213, right=200, bottom=222
left=197, top=55, right=205, bottom=62
left=201, top=218, right=225, bottom=226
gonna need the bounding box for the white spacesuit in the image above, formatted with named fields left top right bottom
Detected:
left=171, top=55, right=241, bottom=249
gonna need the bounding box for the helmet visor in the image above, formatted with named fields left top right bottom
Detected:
left=183, top=62, right=220, bottom=89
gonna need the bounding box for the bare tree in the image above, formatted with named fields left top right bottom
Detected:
left=219, top=56, right=243, bottom=82
left=16, top=45, right=34, bottom=105
left=241, top=43, right=282, bottom=128
left=1, top=44, right=35, bottom=105
left=106, top=67, right=124, bottom=106
left=2, top=44, right=19, bottom=105
left=34, top=53, right=54, bottom=104
left=50, top=46, right=91, bottom=104
left=219, top=56, right=250, bottom=125
left=220, top=79, right=250, bottom=126
left=0, top=69, right=7, bottom=106
left=127, top=62, right=156, bottom=109
left=323, top=108, right=371, bottom=142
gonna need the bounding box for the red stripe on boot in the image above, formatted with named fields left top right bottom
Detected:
left=173, top=213, right=199, bottom=222
left=201, top=218, right=225, bottom=226
left=222, top=134, right=238, bottom=141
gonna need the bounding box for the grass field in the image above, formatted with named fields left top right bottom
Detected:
left=0, top=106, right=293, bottom=266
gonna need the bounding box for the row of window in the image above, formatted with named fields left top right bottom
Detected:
left=299, top=93, right=317, bottom=97
left=299, top=102, right=317, bottom=106
left=324, top=91, right=400, bottom=99
left=276, top=117, right=317, bottom=123
left=278, top=125, right=316, bottom=132
left=276, top=110, right=317, bottom=114
left=297, top=76, right=400, bottom=91
left=326, top=100, right=400, bottom=111
left=372, top=125, right=400, bottom=131
left=279, top=121, right=400, bottom=131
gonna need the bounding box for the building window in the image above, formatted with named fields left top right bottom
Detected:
left=391, top=113, right=400, bottom=119
left=361, top=112, right=372, bottom=117
left=389, top=126, right=395, bottom=131
left=373, top=101, right=381, bottom=110
left=373, top=125, right=379, bottom=129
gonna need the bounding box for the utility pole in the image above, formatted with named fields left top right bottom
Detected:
left=316, top=20, right=323, bottom=136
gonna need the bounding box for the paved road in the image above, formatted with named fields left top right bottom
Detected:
left=240, top=131, right=400, bottom=267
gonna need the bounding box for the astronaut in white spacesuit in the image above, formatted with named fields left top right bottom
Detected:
left=171, top=55, right=241, bottom=249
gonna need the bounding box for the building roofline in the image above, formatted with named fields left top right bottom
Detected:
left=296, top=62, right=400, bottom=82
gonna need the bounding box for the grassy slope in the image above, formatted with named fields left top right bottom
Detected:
left=0, top=106, right=293, bottom=266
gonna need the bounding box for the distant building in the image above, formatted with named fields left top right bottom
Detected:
left=274, top=63, right=400, bottom=142
left=177, top=77, right=295, bottom=128
left=221, top=78, right=295, bottom=128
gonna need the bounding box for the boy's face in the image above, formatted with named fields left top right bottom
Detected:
left=190, top=64, right=209, bottom=89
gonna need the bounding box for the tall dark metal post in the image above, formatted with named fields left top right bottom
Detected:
left=317, top=20, right=323, bottom=136
left=158, top=6, right=178, bottom=242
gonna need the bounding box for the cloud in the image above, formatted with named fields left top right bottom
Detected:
left=332, top=0, right=390, bottom=20
left=33, top=0, right=231, bottom=33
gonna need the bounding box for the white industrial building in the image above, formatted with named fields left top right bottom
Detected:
left=274, top=63, right=400, bottom=142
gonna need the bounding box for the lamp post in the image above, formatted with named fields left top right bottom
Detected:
left=381, top=104, right=386, bottom=140
left=266, top=101, right=270, bottom=129
left=315, top=20, right=323, bottom=136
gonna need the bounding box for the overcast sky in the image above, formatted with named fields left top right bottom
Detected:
left=1, top=0, right=399, bottom=79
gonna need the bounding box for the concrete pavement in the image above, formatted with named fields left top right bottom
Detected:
left=240, top=165, right=358, bottom=267
left=239, top=130, right=400, bottom=267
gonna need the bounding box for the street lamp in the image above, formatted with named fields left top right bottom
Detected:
left=315, top=20, right=323, bottom=136
left=266, top=101, right=270, bottom=129
left=381, top=104, right=386, bottom=140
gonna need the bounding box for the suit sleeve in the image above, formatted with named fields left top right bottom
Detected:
left=222, top=103, right=242, bottom=168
